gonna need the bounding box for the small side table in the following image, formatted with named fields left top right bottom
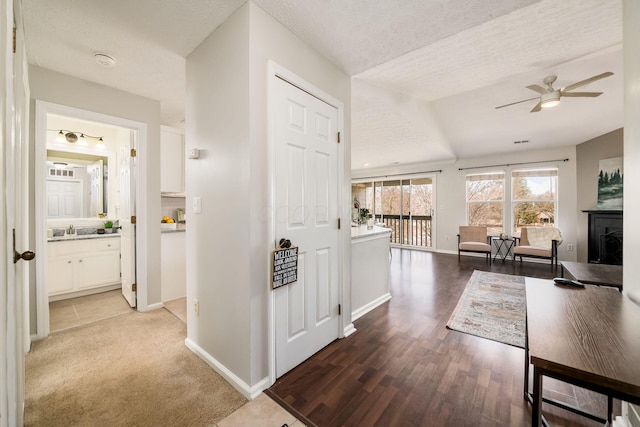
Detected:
left=492, top=237, right=515, bottom=261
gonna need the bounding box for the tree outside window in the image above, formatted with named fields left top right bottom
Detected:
left=466, top=173, right=504, bottom=234
left=512, top=169, right=557, bottom=233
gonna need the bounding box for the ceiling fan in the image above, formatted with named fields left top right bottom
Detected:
left=495, top=72, right=614, bottom=112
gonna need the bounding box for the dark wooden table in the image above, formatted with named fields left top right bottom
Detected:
left=560, top=261, right=623, bottom=291
left=525, top=278, right=640, bottom=426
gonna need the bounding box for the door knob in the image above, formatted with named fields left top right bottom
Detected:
left=12, top=228, right=35, bottom=264
left=14, top=250, right=35, bottom=264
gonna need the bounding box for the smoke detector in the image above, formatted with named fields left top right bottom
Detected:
left=94, top=52, right=117, bottom=68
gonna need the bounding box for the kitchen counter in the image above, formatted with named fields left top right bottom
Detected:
left=351, top=225, right=392, bottom=240
left=48, top=233, right=121, bottom=242
left=161, top=224, right=186, bottom=233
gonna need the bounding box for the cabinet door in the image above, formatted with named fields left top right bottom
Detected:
left=160, top=127, right=185, bottom=193
left=48, top=255, right=75, bottom=294
left=77, top=250, right=121, bottom=289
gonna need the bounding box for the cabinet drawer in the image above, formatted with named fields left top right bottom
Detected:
left=93, top=238, right=120, bottom=251
left=48, top=237, right=120, bottom=255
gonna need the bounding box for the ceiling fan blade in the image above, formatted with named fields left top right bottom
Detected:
left=526, top=84, right=547, bottom=95
left=560, top=91, right=603, bottom=98
left=530, top=101, right=542, bottom=113
left=561, top=72, right=614, bottom=92
left=495, top=96, right=539, bottom=109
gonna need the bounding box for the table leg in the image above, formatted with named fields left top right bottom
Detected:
left=607, top=395, right=613, bottom=424
left=532, top=367, right=543, bottom=427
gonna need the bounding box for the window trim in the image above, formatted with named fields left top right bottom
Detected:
left=510, top=168, right=558, bottom=233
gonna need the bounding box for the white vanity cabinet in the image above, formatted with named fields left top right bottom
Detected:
left=48, top=237, right=121, bottom=299
left=160, top=126, right=185, bottom=194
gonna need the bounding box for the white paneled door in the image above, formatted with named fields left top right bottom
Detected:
left=274, top=77, right=340, bottom=378
left=119, top=134, right=136, bottom=308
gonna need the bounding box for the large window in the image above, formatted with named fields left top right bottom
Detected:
left=511, top=168, right=557, bottom=233
left=351, top=176, right=434, bottom=248
left=466, top=172, right=504, bottom=234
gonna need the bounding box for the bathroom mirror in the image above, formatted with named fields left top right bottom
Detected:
left=46, top=149, right=110, bottom=219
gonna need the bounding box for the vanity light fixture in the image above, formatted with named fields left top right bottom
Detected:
left=50, top=129, right=105, bottom=147
left=53, top=162, right=67, bottom=170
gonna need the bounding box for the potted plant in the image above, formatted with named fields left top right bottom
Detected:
left=359, top=208, right=370, bottom=224
left=104, top=220, right=114, bottom=234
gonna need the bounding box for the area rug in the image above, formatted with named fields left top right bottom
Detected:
left=446, top=270, right=526, bottom=348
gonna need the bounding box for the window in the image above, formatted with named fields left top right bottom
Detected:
left=466, top=172, right=504, bottom=234
left=352, top=176, right=434, bottom=248
left=511, top=168, right=557, bottom=233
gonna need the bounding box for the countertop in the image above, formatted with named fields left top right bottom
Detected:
left=161, top=224, right=186, bottom=233
left=351, top=225, right=392, bottom=240
left=48, top=233, right=121, bottom=242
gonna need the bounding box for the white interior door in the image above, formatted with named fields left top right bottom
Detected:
left=118, top=134, right=136, bottom=307
left=274, top=77, right=340, bottom=377
left=46, top=179, right=82, bottom=218
left=2, top=0, right=30, bottom=423
left=87, top=160, right=104, bottom=217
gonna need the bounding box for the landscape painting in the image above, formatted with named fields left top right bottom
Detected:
left=597, top=157, right=623, bottom=209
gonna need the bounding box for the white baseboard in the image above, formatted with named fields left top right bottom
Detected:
left=184, top=338, right=268, bottom=400
left=343, top=323, right=357, bottom=337
left=351, top=293, right=392, bottom=322
left=141, top=302, right=164, bottom=312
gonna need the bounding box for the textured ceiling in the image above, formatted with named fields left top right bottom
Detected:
left=21, top=0, right=246, bottom=127
left=20, top=0, right=623, bottom=170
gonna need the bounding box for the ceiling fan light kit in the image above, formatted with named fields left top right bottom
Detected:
left=495, top=72, right=613, bottom=112
left=540, top=91, right=560, bottom=108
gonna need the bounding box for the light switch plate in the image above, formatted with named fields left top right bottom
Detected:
left=193, top=197, right=201, bottom=214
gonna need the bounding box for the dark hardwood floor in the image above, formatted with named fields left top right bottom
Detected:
left=267, top=249, right=615, bottom=427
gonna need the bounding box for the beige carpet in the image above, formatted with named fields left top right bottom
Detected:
left=26, top=308, right=246, bottom=426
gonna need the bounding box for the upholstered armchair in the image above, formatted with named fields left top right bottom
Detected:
left=513, top=226, right=562, bottom=267
left=457, top=226, right=491, bottom=263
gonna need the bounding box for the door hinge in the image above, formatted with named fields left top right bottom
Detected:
left=132, top=283, right=137, bottom=292
left=131, top=215, right=137, bottom=224
left=12, top=27, right=16, bottom=53
left=338, top=304, right=342, bottom=315
left=338, top=218, right=341, bottom=229
left=337, top=132, right=341, bottom=143
left=130, top=148, right=137, bottom=157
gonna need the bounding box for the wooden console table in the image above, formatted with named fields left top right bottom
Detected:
left=525, top=278, right=640, bottom=426
left=560, top=261, right=623, bottom=291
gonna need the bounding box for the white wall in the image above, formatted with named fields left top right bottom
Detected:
left=352, top=145, right=578, bottom=261
left=623, top=0, right=640, bottom=302
left=185, top=1, right=351, bottom=393
left=28, top=66, right=163, bottom=327
left=185, top=2, right=252, bottom=385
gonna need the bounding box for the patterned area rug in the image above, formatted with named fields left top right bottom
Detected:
left=446, top=270, right=526, bottom=348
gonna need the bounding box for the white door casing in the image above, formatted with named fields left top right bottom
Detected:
left=273, top=76, right=341, bottom=378
left=119, top=132, right=136, bottom=307
left=34, top=101, right=146, bottom=338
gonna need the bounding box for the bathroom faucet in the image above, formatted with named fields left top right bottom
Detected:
left=68, top=224, right=74, bottom=235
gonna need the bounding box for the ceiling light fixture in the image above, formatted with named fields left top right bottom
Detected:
left=540, top=90, right=561, bottom=108
left=49, top=129, right=105, bottom=147
left=94, top=52, right=117, bottom=68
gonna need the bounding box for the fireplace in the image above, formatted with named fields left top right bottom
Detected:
left=583, top=210, right=623, bottom=265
